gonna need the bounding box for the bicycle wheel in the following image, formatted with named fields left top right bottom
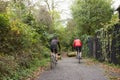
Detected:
left=77, top=50, right=80, bottom=63
left=50, top=54, right=56, bottom=69
left=50, top=55, right=54, bottom=69
left=78, top=52, right=80, bottom=63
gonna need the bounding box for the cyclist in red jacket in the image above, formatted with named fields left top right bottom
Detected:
left=73, top=38, right=82, bottom=58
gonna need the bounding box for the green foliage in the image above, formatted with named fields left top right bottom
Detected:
left=22, top=13, right=35, bottom=26
left=93, top=12, right=120, bottom=64
left=0, top=55, right=18, bottom=80
left=17, top=23, right=39, bottom=47
left=80, top=34, right=89, bottom=57
left=0, top=1, right=8, bottom=13
left=0, top=14, right=11, bottom=53
left=0, top=55, right=49, bottom=80
left=0, top=14, right=10, bottom=34
left=60, top=19, right=77, bottom=51
left=0, top=1, right=51, bottom=79
left=41, top=47, right=50, bottom=58
left=71, top=0, right=112, bottom=35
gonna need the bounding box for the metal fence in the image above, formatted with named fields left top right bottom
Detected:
left=87, top=24, right=120, bottom=65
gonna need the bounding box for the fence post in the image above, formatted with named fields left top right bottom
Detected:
left=116, top=6, right=120, bottom=20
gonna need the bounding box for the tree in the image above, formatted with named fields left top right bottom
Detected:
left=71, top=0, right=112, bottom=35
left=35, top=6, right=52, bottom=28
left=0, top=0, right=8, bottom=13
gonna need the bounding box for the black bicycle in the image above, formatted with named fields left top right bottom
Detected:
left=76, top=48, right=81, bottom=63
left=50, top=50, right=57, bottom=69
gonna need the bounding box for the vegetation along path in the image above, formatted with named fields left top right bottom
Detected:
left=37, top=57, right=120, bottom=80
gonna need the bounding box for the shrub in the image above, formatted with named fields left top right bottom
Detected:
left=0, top=55, right=18, bottom=79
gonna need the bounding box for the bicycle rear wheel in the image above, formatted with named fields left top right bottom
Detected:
left=50, top=54, right=57, bottom=69
left=78, top=52, right=80, bottom=63
left=77, top=51, right=80, bottom=63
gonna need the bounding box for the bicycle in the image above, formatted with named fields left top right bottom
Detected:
left=76, top=48, right=81, bottom=63
left=50, top=50, right=57, bottom=69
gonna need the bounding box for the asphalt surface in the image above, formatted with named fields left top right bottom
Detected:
left=38, top=57, right=109, bottom=80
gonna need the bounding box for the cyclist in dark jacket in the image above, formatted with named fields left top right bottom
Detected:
left=50, top=36, right=60, bottom=61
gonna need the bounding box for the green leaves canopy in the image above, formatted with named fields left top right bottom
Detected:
left=71, top=0, right=112, bottom=35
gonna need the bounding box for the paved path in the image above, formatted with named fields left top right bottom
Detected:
left=38, top=57, right=109, bottom=80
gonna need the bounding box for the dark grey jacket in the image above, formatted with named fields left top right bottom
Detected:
left=50, top=39, right=60, bottom=49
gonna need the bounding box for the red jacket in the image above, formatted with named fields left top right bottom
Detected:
left=73, top=39, right=82, bottom=47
